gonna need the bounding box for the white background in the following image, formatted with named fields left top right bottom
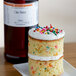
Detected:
left=0, top=0, right=76, bottom=47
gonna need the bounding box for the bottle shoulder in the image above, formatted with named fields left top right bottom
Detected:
left=4, top=0, right=38, bottom=4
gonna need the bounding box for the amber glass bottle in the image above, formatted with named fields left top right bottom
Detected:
left=4, top=0, right=38, bottom=63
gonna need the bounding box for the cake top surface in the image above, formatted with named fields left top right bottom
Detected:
left=29, top=24, right=65, bottom=40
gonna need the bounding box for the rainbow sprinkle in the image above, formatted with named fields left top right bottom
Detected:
left=33, top=24, right=63, bottom=35
left=38, top=73, right=40, bottom=75
left=44, top=67, right=47, bottom=70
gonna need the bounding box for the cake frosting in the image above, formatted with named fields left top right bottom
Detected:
left=29, top=25, right=65, bottom=40
left=28, top=53, right=63, bottom=61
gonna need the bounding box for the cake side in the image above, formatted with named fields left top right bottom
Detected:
left=28, top=36, right=64, bottom=57
left=29, top=57, right=64, bottom=76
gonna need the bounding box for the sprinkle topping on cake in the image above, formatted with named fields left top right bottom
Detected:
left=33, top=24, right=63, bottom=35
left=29, top=24, right=65, bottom=40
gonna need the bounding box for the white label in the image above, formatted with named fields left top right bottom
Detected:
left=4, top=1, right=38, bottom=27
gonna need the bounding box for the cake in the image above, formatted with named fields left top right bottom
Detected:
left=28, top=25, right=65, bottom=76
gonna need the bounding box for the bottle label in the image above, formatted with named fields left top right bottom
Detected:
left=4, top=1, right=38, bottom=27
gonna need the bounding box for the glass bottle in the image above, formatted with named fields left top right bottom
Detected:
left=4, top=0, right=38, bottom=63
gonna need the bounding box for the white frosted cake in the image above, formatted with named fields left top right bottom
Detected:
left=28, top=25, right=65, bottom=76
